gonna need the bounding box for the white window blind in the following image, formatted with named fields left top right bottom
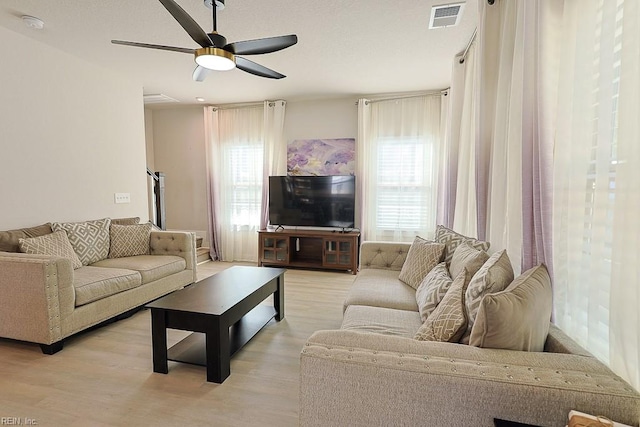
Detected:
left=573, top=0, right=622, bottom=364
left=554, top=0, right=625, bottom=366
left=226, top=144, right=263, bottom=228
left=375, top=137, right=432, bottom=232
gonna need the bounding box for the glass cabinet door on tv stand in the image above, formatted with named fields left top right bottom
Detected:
left=323, top=238, right=354, bottom=268
left=260, top=235, right=289, bottom=265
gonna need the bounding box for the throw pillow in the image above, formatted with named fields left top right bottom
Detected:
left=0, top=223, right=53, bottom=253
left=469, top=264, right=552, bottom=352
left=448, top=241, right=489, bottom=281
left=463, top=249, right=514, bottom=336
left=108, top=223, right=152, bottom=258
left=110, top=217, right=140, bottom=226
left=398, top=237, right=445, bottom=290
left=19, top=230, right=82, bottom=269
left=434, top=224, right=490, bottom=265
left=415, top=262, right=453, bottom=322
left=52, top=218, right=111, bottom=266
left=414, top=268, right=471, bottom=342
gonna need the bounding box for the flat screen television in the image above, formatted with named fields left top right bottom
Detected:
left=269, top=175, right=356, bottom=228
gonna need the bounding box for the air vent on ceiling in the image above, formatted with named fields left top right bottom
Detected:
left=143, top=94, right=180, bottom=104
left=429, top=2, right=465, bottom=29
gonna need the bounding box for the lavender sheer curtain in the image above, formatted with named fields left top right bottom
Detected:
left=260, top=100, right=287, bottom=230
left=471, top=0, right=555, bottom=274
left=436, top=60, right=463, bottom=229
left=204, top=106, right=222, bottom=260
left=520, top=1, right=560, bottom=274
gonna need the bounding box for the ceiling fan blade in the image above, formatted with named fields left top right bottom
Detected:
left=236, top=57, right=285, bottom=79
left=158, top=0, right=213, bottom=48
left=224, top=34, right=298, bottom=55
left=193, top=65, right=213, bottom=82
left=111, top=40, right=195, bottom=54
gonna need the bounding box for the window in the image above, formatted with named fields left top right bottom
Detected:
left=357, top=95, right=442, bottom=242
left=210, top=105, right=265, bottom=262
left=375, top=137, right=433, bottom=231
left=572, top=0, right=622, bottom=364
left=554, top=0, right=627, bottom=367
left=226, top=144, right=263, bottom=228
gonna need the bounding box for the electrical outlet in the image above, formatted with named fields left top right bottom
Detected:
left=114, top=193, right=131, bottom=204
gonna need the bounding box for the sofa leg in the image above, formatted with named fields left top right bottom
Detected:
left=40, top=341, right=63, bottom=354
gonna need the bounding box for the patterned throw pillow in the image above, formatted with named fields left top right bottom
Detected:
left=52, top=218, right=111, bottom=266
left=108, top=223, right=152, bottom=258
left=414, top=268, right=471, bottom=342
left=449, top=240, right=490, bottom=280
left=19, top=230, right=82, bottom=269
left=462, top=250, right=515, bottom=340
left=435, top=225, right=490, bottom=265
left=110, top=217, right=140, bottom=226
left=398, top=237, right=445, bottom=290
left=415, top=262, right=453, bottom=322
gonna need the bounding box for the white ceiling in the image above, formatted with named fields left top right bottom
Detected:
left=0, top=0, right=477, bottom=107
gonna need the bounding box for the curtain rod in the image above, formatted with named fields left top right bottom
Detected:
left=210, top=100, right=285, bottom=111
left=459, top=28, right=477, bottom=64
left=355, top=90, right=447, bottom=106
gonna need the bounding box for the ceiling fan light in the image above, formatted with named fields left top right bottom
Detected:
left=195, top=47, right=236, bottom=71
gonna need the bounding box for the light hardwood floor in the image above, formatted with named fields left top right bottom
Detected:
left=0, top=262, right=355, bottom=426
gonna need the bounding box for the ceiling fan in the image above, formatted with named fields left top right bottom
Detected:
left=111, top=0, right=297, bottom=81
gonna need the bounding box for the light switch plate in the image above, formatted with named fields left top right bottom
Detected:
left=114, top=193, right=131, bottom=204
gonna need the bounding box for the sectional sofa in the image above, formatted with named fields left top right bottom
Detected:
left=0, top=218, right=196, bottom=354
left=300, top=236, right=640, bottom=426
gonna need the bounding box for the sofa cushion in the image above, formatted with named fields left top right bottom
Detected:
left=435, top=224, right=490, bottom=265
left=0, top=223, right=52, bottom=253
left=342, top=305, right=422, bottom=338
left=91, top=255, right=186, bottom=284
left=52, top=218, right=111, bottom=266
left=343, top=269, right=418, bottom=312
left=463, top=249, right=514, bottom=340
left=449, top=240, right=489, bottom=280
left=110, top=217, right=140, bottom=225
left=398, top=237, right=445, bottom=289
left=415, top=262, right=453, bottom=322
left=469, top=264, right=552, bottom=352
left=108, top=223, right=152, bottom=258
left=414, top=268, right=471, bottom=343
left=73, top=266, right=142, bottom=306
left=18, top=230, right=82, bottom=269
left=359, top=241, right=411, bottom=271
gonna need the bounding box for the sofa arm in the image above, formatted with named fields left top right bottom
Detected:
left=149, top=231, right=197, bottom=283
left=359, top=241, right=412, bottom=271
left=0, top=252, right=75, bottom=345
left=300, top=330, right=640, bottom=427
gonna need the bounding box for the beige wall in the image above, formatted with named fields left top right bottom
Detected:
left=284, top=98, right=357, bottom=142
left=145, top=97, right=357, bottom=240
left=150, top=107, right=208, bottom=238
left=0, top=26, right=148, bottom=230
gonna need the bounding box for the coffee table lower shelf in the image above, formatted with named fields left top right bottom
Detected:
left=167, top=305, right=277, bottom=366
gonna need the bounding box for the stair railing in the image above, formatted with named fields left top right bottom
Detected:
left=147, top=168, right=166, bottom=230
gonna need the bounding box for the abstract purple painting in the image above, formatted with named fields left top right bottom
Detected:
left=287, top=138, right=355, bottom=176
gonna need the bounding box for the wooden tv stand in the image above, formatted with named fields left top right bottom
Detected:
left=258, top=229, right=360, bottom=274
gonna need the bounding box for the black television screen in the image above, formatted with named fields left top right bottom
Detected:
left=269, top=175, right=356, bottom=228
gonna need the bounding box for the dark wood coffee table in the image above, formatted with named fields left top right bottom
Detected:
left=146, top=266, right=286, bottom=383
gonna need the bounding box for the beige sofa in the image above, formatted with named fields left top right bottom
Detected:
left=0, top=221, right=196, bottom=354
left=300, top=241, right=640, bottom=426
